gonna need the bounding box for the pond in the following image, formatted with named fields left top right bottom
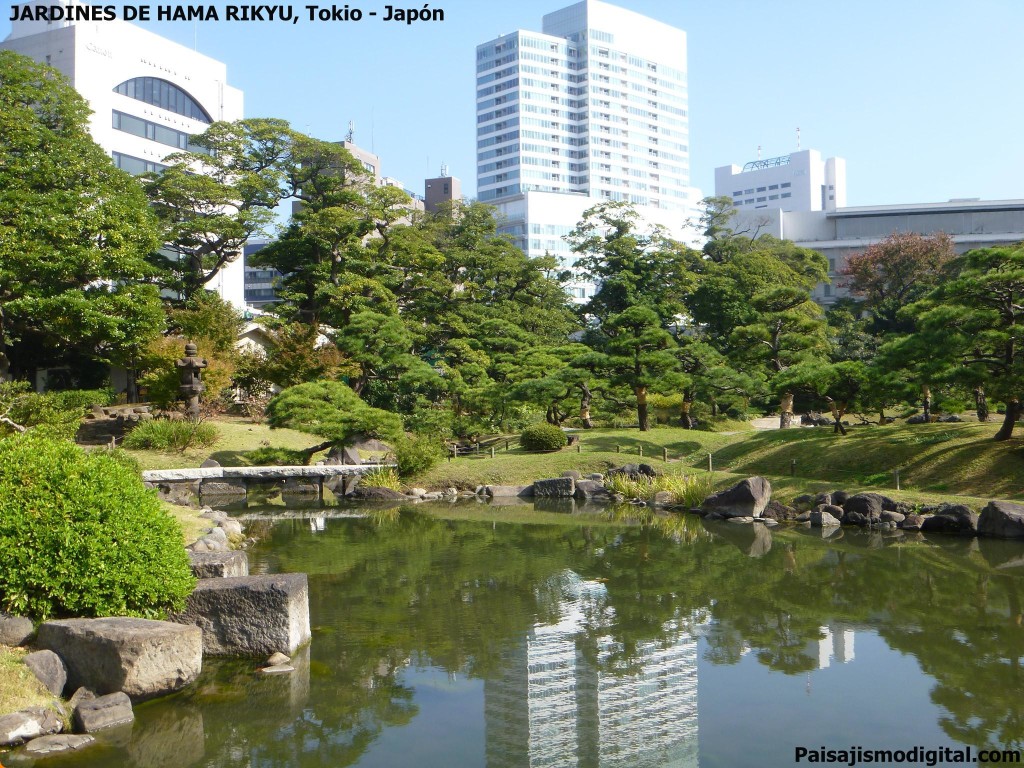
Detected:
left=49, top=503, right=1024, bottom=767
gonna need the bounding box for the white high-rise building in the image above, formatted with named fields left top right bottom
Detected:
left=714, top=149, right=847, bottom=213
left=1, top=0, right=246, bottom=309
left=476, top=0, right=699, bottom=301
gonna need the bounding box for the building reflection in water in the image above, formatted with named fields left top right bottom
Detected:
left=485, top=571, right=699, bottom=768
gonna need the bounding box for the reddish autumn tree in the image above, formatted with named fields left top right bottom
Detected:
left=841, top=232, right=956, bottom=334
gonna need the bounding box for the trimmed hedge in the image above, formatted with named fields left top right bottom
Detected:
left=0, top=434, right=195, bottom=620
left=519, top=423, right=568, bottom=452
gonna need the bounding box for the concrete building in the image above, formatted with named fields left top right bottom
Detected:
left=729, top=198, right=1024, bottom=304
left=425, top=174, right=462, bottom=213
left=1, top=0, right=246, bottom=308
left=715, top=149, right=847, bottom=213
left=476, top=0, right=701, bottom=301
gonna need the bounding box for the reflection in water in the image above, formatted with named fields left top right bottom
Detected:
left=29, top=503, right=1024, bottom=767
left=485, top=571, right=698, bottom=768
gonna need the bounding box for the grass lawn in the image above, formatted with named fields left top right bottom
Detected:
left=123, top=416, right=326, bottom=471
left=417, top=421, right=1023, bottom=506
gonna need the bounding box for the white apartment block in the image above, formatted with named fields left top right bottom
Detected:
left=714, top=149, right=847, bottom=213
left=476, top=0, right=700, bottom=301
left=1, top=0, right=247, bottom=309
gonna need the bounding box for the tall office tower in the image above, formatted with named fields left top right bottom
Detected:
left=714, top=149, right=847, bottom=213
left=1, top=0, right=246, bottom=309
left=476, top=0, right=698, bottom=301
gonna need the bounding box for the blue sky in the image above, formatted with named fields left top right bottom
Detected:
left=4, top=0, right=1023, bottom=206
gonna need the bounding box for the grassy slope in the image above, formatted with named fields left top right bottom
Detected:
left=125, top=417, right=326, bottom=471
left=418, top=422, right=1023, bottom=506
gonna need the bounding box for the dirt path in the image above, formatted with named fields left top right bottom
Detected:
left=749, top=417, right=780, bottom=431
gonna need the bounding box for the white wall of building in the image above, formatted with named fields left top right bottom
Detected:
left=2, top=0, right=247, bottom=310
left=715, top=149, right=846, bottom=213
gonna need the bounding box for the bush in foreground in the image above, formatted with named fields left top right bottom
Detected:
left=393, top=434, right=446, bottom=479
left=0, top=434, right=195, bottom=619
left=519, top=423, right=568, bottom=452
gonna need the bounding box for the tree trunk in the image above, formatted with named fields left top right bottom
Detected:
left=636, top=386, right=649, bottom=432
left=126, top=368, right=140, bottom=404
left=975, top=387, right=989, bottom=422
left=711, top=401, right=718, bottom=418
left=680, top=391, right=695, bottom=429
left=579, top=383, right=594, bottom=429
left=826, top=397, right=847, bottom=435
left=994, top=399, right=1020, bottom=441
left=779, top=392, right=794, bottom=429
left=922, top=384, right=932, bottom=422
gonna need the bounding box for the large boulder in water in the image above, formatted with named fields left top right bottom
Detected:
left=700, top=477, right=771, bottom=519
left=978, top=500, right=1024, bottom=539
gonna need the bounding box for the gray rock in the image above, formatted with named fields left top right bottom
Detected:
left=921, top=504, right=979, bottom=535
left=700, top=476, right=772, bottom=519
left=20, top=734, right=95, bottom=756
left=484, top=484, right=535, bottom=498
left=813, top=492, right=833, bottom=507
left=978, top=500, right=1024, bottom=538
left=652, top=490, right=676, bottom=506
left=587, top=473, right=604, bottom=481
left=421, top=492, right=443, bottom=501
left=206, top=526, right=228, bottom=543
left=37, top=617, right=202, bottom=702
left=843, top=510, right=871, bottom=527
left=171, top=574, right=311, bottom=656
left=282, top=479, right=321, bottom=498
left=842, top=493, right=888, bottom=519
left=791, top=494, right=815, bottom=511
left=258, top=664, right=295, bottom=675
left=830, top=490, right=850, bottom=506
left=573, top=480, right=613, bottom=501
left=0, top=707, right=62, bottom=746
left=267, top=652, right=291, bottom=666
left=0, top=613, right=34, bottom=646
left=23, top=650, right=67, bottom=696
left=561, top=470, right=582, bottom=481
left=73, top=691, right=134, bottom=733
left=408, top=487, right=428, bottom=498
left=793, top=511, right=811, bottom=523
left=608, top=463, right=658, bottom=480
left=810, top=504, right=842, bottom=527
left=762, top=500, right=797, bottom=521
left=195, top=535, right=228, bottom=552
left=66, top=687, right=95, bottom=713
left=200, top=509, right=228, bottom=522
left=533, top=477, right=575, bottom=497
left=900, top=514, right=926, bottom=531
left=880, top=510, right=906, bottom=525
left=726, top=516, right=755, bottom=524
left=219, top=518, right=244, bottom=537
left=189, top=550, right=249, bottom=578
left=200, top=458, right=221, bottom=468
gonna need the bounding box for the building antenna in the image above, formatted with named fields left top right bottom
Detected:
left=346, top=121, right=355, bottom=143
left=757, top=144, right=762, bottom=160
left=441, top=161, right=449, bottom=177
left=796, top=126, right=801, bottom=150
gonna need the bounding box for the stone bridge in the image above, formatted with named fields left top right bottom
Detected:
left=142, top=465, right=393, bottom=506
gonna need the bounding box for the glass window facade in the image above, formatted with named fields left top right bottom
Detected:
left=112, top=77, right=212, bottom=123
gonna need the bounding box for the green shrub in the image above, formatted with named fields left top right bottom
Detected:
left=519, top=423, right=568, bottom=452
left=358, top=467, right=402, bottom=490
left=122, top=419, right=220, bottom=452
left=0, top=382, right=114, bottom=440
left=0, top=434, right=195, bottom=619
left=245, top=446, right=310, bottom=466
left=393, top=434, right=446, bottom=479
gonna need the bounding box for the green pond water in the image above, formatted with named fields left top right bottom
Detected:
left=34, top=503, right=1024, bottom=767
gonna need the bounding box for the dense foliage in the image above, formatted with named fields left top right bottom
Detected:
left=0, top=434, right=195, bottom=619
left=122, top=419, right=220, bottom=451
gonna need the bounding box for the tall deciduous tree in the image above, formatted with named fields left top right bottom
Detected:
left=0, top=51, right=162, bottom=383
left=841, top=231, right=956, bottom=335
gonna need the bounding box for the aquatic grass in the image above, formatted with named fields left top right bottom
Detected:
left=359, top=467, right=402, bottom=490
left=605, top=472, right=714, bottom=507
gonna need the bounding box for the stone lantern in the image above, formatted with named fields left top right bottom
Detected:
left=176, top=342, right=208, bottom=419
